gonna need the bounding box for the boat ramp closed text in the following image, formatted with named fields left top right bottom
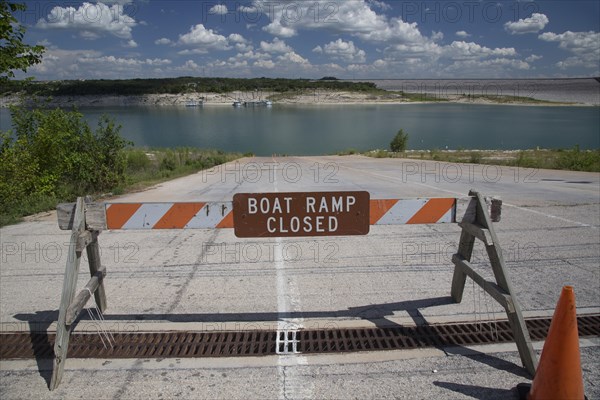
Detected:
left=232, top=192, right=370, bottom=238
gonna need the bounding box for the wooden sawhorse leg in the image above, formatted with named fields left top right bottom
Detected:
left=50, top=198, right=107, bottom=390
left=451, top=191, right=538, bottom=376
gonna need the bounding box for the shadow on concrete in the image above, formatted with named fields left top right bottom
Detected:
left=14, top=296, right=455, bottom=325
left=12, top=296, right=530, bottom=390
left=444, top=346, right=530, bottom=379
left=433, top=381, right=518, bottom=399
left=26, top=317, right=56, bottom=389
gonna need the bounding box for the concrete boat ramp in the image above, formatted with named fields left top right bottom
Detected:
left=1, top=155, right=598, bottom=398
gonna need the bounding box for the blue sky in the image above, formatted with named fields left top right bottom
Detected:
left=13, top=0, right=600, bottom=79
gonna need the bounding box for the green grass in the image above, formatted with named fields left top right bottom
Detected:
left=360, top=147, right=600, bottom=172
left=336, top=148, right=360, bottom=156
left=456, top=94, right=570, bottom=105
left=0, top=147, right=246, bottom=227
left=117, top=147, right=249, bottom=194
left=397, top=91, right=448, bottom=102
left=0, top=193, right=60, bottom=226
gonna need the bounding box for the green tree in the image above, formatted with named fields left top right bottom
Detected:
left=0, top=1, right=45, bottom=80
left=1, top=106, right=130, bottom=222
left=390, top=129, right=409, bottom=152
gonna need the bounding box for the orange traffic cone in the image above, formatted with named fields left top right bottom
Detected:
left=518, top=286, right=586, bottom=400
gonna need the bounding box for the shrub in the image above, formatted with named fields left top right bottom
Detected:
left=126, top=150, right=152, bottom=172
left=557, top=146, right=600, bottom=172
left=469, top=152, right=482, bottom=164
left=0, top=105, right=129, bottom=221
left=390, top=129, right=409, bottom=152
left=337, top=148, right=358, bottom=155
left=160, top=151, right=178, bottom=171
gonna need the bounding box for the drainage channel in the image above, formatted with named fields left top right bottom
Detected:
left=1, top=314, right=598, bottom=360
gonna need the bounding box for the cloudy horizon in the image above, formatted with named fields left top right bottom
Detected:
left=11, top=0, right=600, bottom=80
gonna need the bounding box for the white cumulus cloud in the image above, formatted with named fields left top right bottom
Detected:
left=539, top=30, right=600, bottom=70
left=175, top=60, right=201, bottom=72
left=36, top=2, right=137, bottom=39
left=525, top=54, right=543, bottom=63
left=228, top=33, right=247, bottom=44
left=177, top=24, right=231, bottom=53
left=254, top=0, right=389, bottom=39
left=209, top=4, right=228, bottom=15
left=78, top=55, right=171, bottom=67
left=446, top=41, right=517, bottom=59
left=539, top=30, right=600, bottom=55
left=254, top=59, right=276, bottom=69
left=314, top=39, right=366, bottom=63
left=504, top=13, right=549, bottom=35
left=277, top=51, right=310, bottom=65
left=260, top=38, right=292, bottom=53
left=431, top=31, right=444, bottom=42
left=356, top=17, right=424, bottom=43
left=249, top=0, right=430, bottom=49
left=262, top=20, right=296, bottom=38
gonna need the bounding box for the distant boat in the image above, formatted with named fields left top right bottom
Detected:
left=185, top=100, right=203, bottom=107
left=232, top=100, right=242, bottom=107
left=242, top=100, right=273, bottom=107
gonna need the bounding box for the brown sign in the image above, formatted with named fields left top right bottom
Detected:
left=233, top=191, right=370, bottom=238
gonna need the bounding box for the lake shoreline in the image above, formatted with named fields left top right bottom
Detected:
left=1, top=90, right=596, bottom=108
left=2, top=101, right=597, bottom=154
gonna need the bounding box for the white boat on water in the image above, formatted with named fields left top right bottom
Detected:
left=185, top=100, right=203, bottom=107
left=232, top=100, right=243, bottom=107
left=241, top=100, right=273, bottom=107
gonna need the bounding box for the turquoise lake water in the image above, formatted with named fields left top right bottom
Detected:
left=1, top=104, right=598, bottom=155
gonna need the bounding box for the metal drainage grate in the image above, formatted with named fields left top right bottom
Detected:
left=0, top=331, right=277, bottom=360
left=1, top=314, right=598, bottom=360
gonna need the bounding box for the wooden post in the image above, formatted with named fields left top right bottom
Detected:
left=50, top=197, right=109, bottom=390
left=450, top=229, right=475, bottom=303
left=450, top=190, right=538, bottom=376
left=66, top=267, right=106, bottom=325
left=472, top=191, right=538, bottom=375
left=86, top=230, right=107, bottom=312
left=50, top=197, right=85, bottom=390
left=85, top=192, right=107, bottom=312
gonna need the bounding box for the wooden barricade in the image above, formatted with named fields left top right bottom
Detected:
left=49, top=190, right=536, bottom=390
left=51, top=197, right=107, bottom=389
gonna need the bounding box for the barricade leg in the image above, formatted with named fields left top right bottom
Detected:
left=450, top=229, right=475, bottom=302
left=50, top=197, right=107, bottom=390
left=86, top=231, right=106, bottom=313
left=50, top=197, right=85, bottom=390
left=450, top=191, right=538, bottom=376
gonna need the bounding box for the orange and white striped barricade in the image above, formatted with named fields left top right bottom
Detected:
left=50, top=190, right=536, bottom=390
left=68, top=197, right=461, bottom=231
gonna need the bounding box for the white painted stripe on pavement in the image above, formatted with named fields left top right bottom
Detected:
left=271, top=159, right=312, bottom=400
